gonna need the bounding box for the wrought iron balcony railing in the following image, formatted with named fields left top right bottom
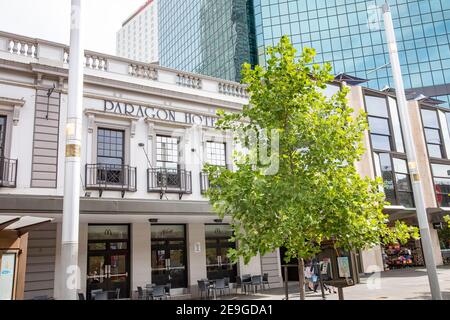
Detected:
left=148, top=168, right=192, bottom=199
left=85, top=164, right=137, bottom=197
left=200, top=172, right=210, bottom=194
left=0, top=157, right=18, bottom=188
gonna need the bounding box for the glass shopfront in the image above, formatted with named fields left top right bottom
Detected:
left=205, top=224, right=237, bottom=282
left=86, top=225, right=130, bottom=299
left=151, top=225, right=187, bottom=289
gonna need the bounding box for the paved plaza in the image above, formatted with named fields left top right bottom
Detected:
left=218, top=266, right=450, bottom=300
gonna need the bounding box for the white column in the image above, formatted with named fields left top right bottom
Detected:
left=60, top=0, right=84, bottom=300
left=131, top=223, right=152, bottom=291
left=187, top=223, right=207, bottom=294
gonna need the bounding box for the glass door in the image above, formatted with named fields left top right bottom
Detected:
left=86, top=225, right=130, bottom=299
left=151, top=225, right=187, bottom=289
left=205, top=224, right=237, bottom=282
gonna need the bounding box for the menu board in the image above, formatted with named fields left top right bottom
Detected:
left=337, top=256, right=351, bottom=278
left=0, top=253, right=17, bottom=300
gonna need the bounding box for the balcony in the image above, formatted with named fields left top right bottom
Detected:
left=85, top=164, right=137, bottom=198
left=148, top=168, right=192, bottom=199
left=0, top=157, right=17, bottom=188
left=200, top=172, right=210, bottom=194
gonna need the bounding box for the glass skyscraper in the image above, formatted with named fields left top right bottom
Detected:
left=253, top=0, right=450, bottom=106
left=158, top=0, right=257, bottom=82
left=159, top=0, right=450, bottom=106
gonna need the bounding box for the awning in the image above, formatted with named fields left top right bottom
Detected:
left=0, top=215, right=53, bottom=235
left=334, top=73, right=369, bottom=85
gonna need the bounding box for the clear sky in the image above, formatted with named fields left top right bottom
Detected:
left=0, top=0, right=144, bottom=54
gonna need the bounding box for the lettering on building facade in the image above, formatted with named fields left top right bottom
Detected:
left=104, top=100, right=218, bottom=128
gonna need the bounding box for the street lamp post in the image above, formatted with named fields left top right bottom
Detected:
left=60, top=0, right=84, bottom=300
left=382, top=2, right=442, bottom=300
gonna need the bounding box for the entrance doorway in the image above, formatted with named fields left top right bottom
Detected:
left=151, top=225, right=187, bottom=289
left=86, top=225, right=130, bottom=299
left=205, top=224, right=237, bottom=282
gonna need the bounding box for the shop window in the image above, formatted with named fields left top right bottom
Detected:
left=421, top=109, right=445, bottom=158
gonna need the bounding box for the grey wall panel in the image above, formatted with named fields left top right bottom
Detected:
left=24, top=223, right=57, bottom=299
left=31, top=89, right=60, bottom=188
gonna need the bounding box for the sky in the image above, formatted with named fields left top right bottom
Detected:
left=0, top=0, right=144, bottom=54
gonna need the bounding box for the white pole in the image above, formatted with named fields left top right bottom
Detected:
left=382, top=2, right=442, bottom=300
left=60, top=0, right=84, bottom=300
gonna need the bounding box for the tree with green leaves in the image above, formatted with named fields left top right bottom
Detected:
left=205, top=36, right=419, bottom=300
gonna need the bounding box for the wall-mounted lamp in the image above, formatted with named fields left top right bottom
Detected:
left=149, top=219, right=158, bottom=223
left=214, top=219, right=223, bottom=224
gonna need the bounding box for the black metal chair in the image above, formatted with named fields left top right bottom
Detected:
left=137, top=286, right=148, bottom=300
left=224, top=277, right=231, bottom=295
left=210, top=278, right=226, bottom=299
left=235, top=276, right=243, bottom=294
left=90, top=289, right=103, bottom=300
left=151, top=285, right=167, bottom=300
left=251, top=275, right=263, bottom=293
left=115, top=288, right=121, bottom=299
left=78, top=292, right=85, bottom=300
left=94, top=291, right=108, bottom=300
left=241, top=274, right=252, bottom=294
left=164, top=283, right=171, bottom=299
left=262, top=273, right=270, bottom=290
left=197, top=279, right=210, bottom=299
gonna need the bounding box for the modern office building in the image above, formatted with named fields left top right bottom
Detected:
left=158, top=0, right=258, bottom=82
left=159, top=0, right=450, bottom=107
left=0, top=30, right=448, bottom=299
left=116, top=0, right=158, bottom=63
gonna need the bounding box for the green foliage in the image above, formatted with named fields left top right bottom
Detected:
left=205, top=35, right=418, bottom=265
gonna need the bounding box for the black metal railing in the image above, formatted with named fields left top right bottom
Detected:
left=0, top=157, right=18, bottom=188
left=85, top=164, right=137, bottom=196
left=200, top=172, right=210, bottom=194
left=148, top=168, right=192, bottom=199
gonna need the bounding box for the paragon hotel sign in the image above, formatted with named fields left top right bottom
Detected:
left=104, top=100, right=218, bottom=128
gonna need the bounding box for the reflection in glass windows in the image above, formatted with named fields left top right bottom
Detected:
left=373, top=153, right=414, bottom=208
left=431, top=163, right=450, bottom=207
left=421, top=109, right=445, bottom=158
left=366, top=95, right=392, bottom=151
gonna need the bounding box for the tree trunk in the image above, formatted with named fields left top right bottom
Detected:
left=297, top=258, right=306, bottom=300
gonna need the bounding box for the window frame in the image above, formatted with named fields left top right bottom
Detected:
left=420, top=107, right=447, bottom=160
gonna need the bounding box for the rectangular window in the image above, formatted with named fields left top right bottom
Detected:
left=206, top=142, right=226, bottom=167
left=97, top=128, right=125, bottom=184
left=421, top=109, right=445, bottom=158
left=366, top=95, right=393, bottom=151
left=156, top=135, right=179, bottom=169
left=431, top=163, right=450, bottom=207
left=374, top=153, right=414, bottom=208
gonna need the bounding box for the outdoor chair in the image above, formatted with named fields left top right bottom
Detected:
left=197, top=279, right=210, bottom=299
left=94, top=291, right=108, bottom=300
left=224, top=277, right=231, bottom=295
left=137, top=286, right=148, bottom=300
left=235, top=276, right=243, bottom=294
left=251, top=275, right=263, bottom=293
left=262, top=273, right=270, bottom=290
left=90, top=289, right=103, bottom=300
left=151, top=285, right=167, bottom=300
left=210, top=278, right=226, bottom=299
left=78, top=293, right=85, bottom=300
left=115, top=288, right=121, bottom=299
left=164, top=283, right=171, bottom=299
left=241, top=274, right=252, bottom=294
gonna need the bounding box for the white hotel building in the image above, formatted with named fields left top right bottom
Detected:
left=0, top=31, right=447, bottom=300
left=116, top=0, right=158, bottom=64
